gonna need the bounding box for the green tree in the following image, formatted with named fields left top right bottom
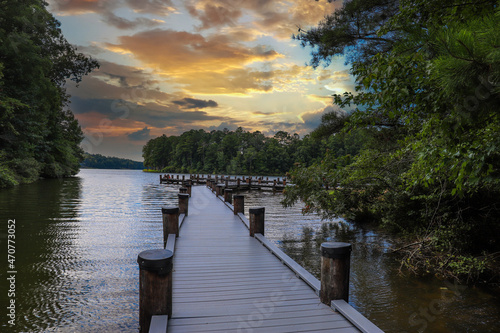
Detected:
left=0, top=0, right=98, bottom=187
left=285, top=0, right=500, bottom=282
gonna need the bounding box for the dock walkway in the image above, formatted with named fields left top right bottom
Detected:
left=166, top=185, right=370, bottom=333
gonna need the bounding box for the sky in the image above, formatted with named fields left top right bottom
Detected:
left=47, top=0, right=354, bottom=161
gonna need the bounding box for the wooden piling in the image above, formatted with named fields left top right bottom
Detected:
left=216, top=184, right=224, bottom=197
left=233, top=195, right=244, bottom=215
left=179, top=187, right=188, bottom=194
left=178, top=193, right=189, bottom=216
left=249, top=207, right=265, bottom=237
left=320, top=242, right=352, bottom=304
left=224, top=189, right=233, bottom=204
left=137, top=249, right=173, bottom=333
left=185, top=183, right=192, bottom=196
left=161, top=207, right=179, bottom=244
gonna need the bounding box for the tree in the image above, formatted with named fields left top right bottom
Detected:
left=285, top=0, right=500, bottom=282
left=294, top=0, right=399, bottom=65
left=0, top=0, right=98, bottom=186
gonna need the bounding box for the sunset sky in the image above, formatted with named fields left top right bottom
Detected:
left=47, top=0, right=354, bottom=161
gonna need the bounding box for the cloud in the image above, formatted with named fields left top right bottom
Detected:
left=102, top=12, right=163, bottom=30
left=173, top=98, right=218, bottom=109
left=48, top=0, right=174, bottom=29
left=299, top=105, right=345, bottom=131
left=128, top=126, right=151, bottom=141
left=182, top=0, right=341, bottom=39
left=70, top=97, right=224, bottom=129
left=125, top=0, right=176, bottom=15
left=107, top=29, right=282, bottom=74
left=186, top=1, right=242, bottom=30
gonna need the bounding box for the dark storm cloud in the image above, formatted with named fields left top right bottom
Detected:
left=173, top=98, right=218, bottom=109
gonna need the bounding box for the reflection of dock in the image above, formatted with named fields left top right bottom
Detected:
left=160, top=174, right=287, bottom=192
left=137, top=185, right=384, bottom=333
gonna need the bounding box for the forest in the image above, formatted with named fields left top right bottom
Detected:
left=282, top=0, right=500, bottom=283
left=81, top=153, right=144, bottom=170
left=0, top=0, right=98, bottom=188
left=142, top=128, right=364, bottom=175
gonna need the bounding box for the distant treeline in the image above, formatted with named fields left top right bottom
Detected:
left=142, top=128, right=362, bottom=175
left=81, top=153, right=144, bottom=170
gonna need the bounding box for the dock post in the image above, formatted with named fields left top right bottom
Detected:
left=249, top=207, right=265, bottom=236
left=224, top=189, right=233, bottom=204
left=185, top=183, right=192, bottom=197
left=216, top=184, right=224, bottom=197
left=159, top=174, right=162, bottom=183
left=320, top=242, right=352, bottom=304
left=178, top=193, right=189, bottom=216
left=161, top=207, right=179, bottom=244
left=233, top=195, right=244, bottom=215
left=179, top=187, right=188, bottom=195
left=137, top=249, right=173, bottom=333
left=237, top=178, right=240, bottom=188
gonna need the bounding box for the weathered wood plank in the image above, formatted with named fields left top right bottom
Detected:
left=149, top=315, right=168, bottom=333
left=254, top=233, right=321, bottom=293
left=165, top=234, right=176, bottom=253
left=331, top=300, right=384, bottom=333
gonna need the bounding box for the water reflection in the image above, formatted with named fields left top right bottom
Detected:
left=1, top=173, right=499, bottom=332
left=0, top=170, right=179, bottom=332
left=242, top=190, right=500, bottom=333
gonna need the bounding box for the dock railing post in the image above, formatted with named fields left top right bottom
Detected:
left=137, top=249, right=173, bottom=333
left=233, top=195, right=244, bottom=215
left=161, top=207, right=179, bottom=245
left=320, top=242, right=352, bottom=304
left=178, top=193, right=189, bottom=216
left=249, top=207, right=265, bottom=237
left=185, top=183, right=192, bottom=197
left=224, top=189, right=233, bottom=204
left=216, top=184, right=224, bottom=197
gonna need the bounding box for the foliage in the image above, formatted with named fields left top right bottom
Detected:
left=81, top=153, right=144, bottom=170
left=285, top=0, right=500, bottom=282
left=0, top=0, right=98, bottom=187
left=142, top=128, right=328, bottom=175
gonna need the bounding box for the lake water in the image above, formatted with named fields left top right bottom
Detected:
left=0, top=169, right=499, bottom=332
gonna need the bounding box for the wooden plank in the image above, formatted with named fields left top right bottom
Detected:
left=237, top=212, right=250, bottom=229
left=149, top=315, right=168, bottom=333
left=331, top=300, right=384, bottom=333
left=178, top=213, right=186, bottom=228
left=165, top=234, right=176, bottom=253
left=254, top=233, right=321, bottom=294
left=169, top=309, right=343, bottom=326
left=168, top=316, right=353, bottom=333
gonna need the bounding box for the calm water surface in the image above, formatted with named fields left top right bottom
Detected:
left=0, top=169, right=499, bottom=332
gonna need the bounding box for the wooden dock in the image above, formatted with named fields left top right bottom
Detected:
left=139, top=185, right=384, bottom=333
left=159, top=174, right=287, bottom=192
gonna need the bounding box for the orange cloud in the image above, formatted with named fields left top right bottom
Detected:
left=48, top=0, right=174, bottom=29
left=107, top=29, right=283, bottom=75
left=183, top=0, right=341, bottom=39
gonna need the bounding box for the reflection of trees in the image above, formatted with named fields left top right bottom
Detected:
left=0, top=177, right=82, bottom=332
